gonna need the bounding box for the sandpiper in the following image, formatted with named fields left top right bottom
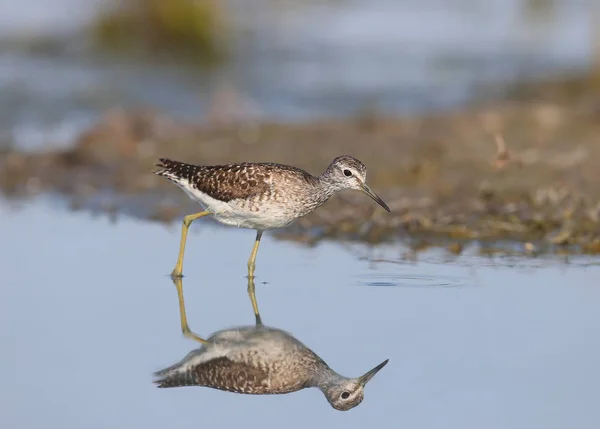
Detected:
left=154, top=277, right=389, bottom=411
left=154, top=155, right=390, bottom=277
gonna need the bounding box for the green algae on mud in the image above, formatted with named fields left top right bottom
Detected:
left=1, top=95, right=600, bottom=255
left=89, top=0, right=228, bottom=66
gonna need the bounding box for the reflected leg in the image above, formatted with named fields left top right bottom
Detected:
left=171, top=211, right=210, bottom=277
left=247, top=276, right=262, bottom=326
left=171, top=277, right=208, bottom=344
left=247, top=230, right=263, bottom=278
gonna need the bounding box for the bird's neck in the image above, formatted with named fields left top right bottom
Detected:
left=318, top=167, right=344, bottom=196
left=307, top=366, right=345, bottom=390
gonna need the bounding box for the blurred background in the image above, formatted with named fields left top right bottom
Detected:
left=0, top=0, right=596, bottom=150
left=2, top=2, right=600, bottom=429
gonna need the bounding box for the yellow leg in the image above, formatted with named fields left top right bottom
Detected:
left=171, top=277, right=208, bottom=344
left=171, top=211, right=210, bottom=277
left=247, top=230, right=263, bottom=278
left=247, top=275, right=262, bottom=326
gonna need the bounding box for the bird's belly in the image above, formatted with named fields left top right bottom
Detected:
left=183, top=187, right=302, bottom=230
left=219, top=209, right=295, bottom=230
left=222, top=201, right=298, bottom=230
left=181, top=188, right=251, bottom=228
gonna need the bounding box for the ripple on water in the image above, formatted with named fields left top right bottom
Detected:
left=356, top=269, right=471, bottom=288
left=351, top=241, right=600, bottom=288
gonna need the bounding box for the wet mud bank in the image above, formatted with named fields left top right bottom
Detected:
left=2, top=87, right=600, bottom=255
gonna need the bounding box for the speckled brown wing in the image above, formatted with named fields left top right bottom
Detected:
left=154, top=356, right=272, bottom=394
left=154, top=159, right=274, bottom=202
left=154, top=159, right=315, bottom=202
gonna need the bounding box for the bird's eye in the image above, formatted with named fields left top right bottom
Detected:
left=343, top=169, right=352, bottom=177
left=341, top=391, right=350, bottom=399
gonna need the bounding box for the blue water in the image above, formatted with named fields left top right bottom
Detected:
left=1, top=200, right=599, bottom=428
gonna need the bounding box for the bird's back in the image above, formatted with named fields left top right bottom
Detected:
left=154, top=159, right=318, bottom=203
left=154, top=326, right=328, bottom=394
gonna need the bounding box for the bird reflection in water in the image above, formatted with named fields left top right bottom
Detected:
left=154, top=277, right=388, bottom=411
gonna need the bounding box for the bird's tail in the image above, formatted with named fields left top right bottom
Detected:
left=153, top=158, right=199, bottom=184
left=153, top=368, right=198, bottom=388
left=152, top=349, right=203, bottom=388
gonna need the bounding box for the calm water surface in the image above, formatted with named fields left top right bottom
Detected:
left=1, top=200, right=599, bottom=428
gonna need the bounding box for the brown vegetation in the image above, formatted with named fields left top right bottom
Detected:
left=2, top=77, right=600, bottom=254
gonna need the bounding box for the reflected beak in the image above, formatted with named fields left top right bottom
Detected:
left=357, top=359, right=389, bottom=386
left=359, top=182, right=390, bottom=212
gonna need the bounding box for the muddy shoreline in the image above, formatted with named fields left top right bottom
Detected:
left=2, top=80, right=600, bottom=255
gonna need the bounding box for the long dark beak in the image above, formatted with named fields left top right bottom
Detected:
left=357, top=359, right=389, bottom=386
left=359, top=182, right=390, bottom=212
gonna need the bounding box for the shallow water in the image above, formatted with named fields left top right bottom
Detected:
left=1, top=199, right=599, bottom=428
